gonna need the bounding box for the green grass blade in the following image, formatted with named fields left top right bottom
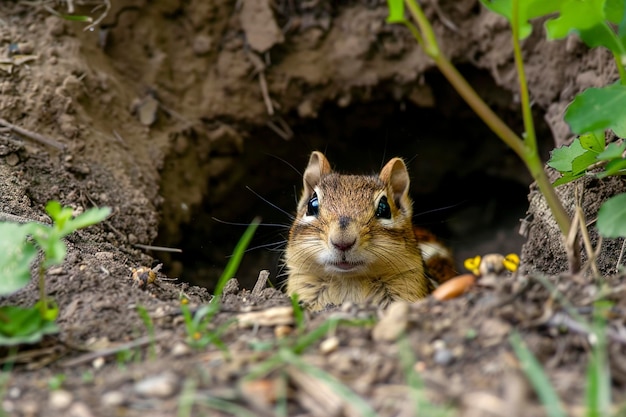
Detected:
left=199, top=397, right=258, bottom=417
left=510, top=332, right=567, bottom=417
left=213, top=217, right=260, bottom=299
left=136, top=305, right=156, bottom=360
left=177, top=378, right=196, bottom=417
left=291, top=294, right=305, bottom=332
left=585, top=302, right=611, bottom=417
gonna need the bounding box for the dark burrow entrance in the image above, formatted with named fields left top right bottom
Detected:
left=155, top=67, right=553, bottom=290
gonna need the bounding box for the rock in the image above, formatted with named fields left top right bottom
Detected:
left=101, top=391, right=125, bottom=407
left=239, top=0, right=284, bottom=53
left=49, top=390, right=73, bottom=410
left=372, top=301, right=409, bottom=342
left=134, top=372, right=178, bottom=398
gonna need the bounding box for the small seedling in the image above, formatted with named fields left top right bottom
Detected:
left=137, top=305, right=157, bottom=360
left=0, top=201, right=110, bottom=345
left=47, top=374, right=67, bottom=391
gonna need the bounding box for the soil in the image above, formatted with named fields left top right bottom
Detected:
left=1, top=1, right=626, bottom=416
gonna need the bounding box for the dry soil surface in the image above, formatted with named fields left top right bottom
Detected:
left=1, top=1, right=626, bottom=416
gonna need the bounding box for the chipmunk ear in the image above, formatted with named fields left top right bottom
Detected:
left=379, top=157, right=410, bottom=207
left=303, top=151, right=332, bottom=197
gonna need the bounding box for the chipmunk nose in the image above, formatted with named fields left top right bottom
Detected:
left=331, top=238, right=356, bottom=252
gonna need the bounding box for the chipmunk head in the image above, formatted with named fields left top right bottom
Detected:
left=286, top=151, right=420, bottom=278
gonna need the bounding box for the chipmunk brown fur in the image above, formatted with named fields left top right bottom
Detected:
left=285, top=151, right=455, bottom=311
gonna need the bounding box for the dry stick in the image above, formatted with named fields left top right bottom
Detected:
left=547, top=311, right=626, bottom=345
left=60, top=333, right=169, bottom=368
left=252, top=270, right=270, bottom=297
left=84, top=0, right=111, bottom=32
left=616, top=238, right=626, bottom=274
left=0, top=212, right=48, bottom=224
left=134, top=243, right=183, bottom=253
left=258, top=71, right=274, bottom=116
left=572, top=185, right=600, bottom=278
left=574, top=206, right=601, bottom=279
left=0, top=118, right=66, bottom=151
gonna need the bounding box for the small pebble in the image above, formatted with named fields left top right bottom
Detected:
left=49, top=390, right=73, bottom=410
left=319, top=336, right=339, bottom=354
left=68, top=402, right=94, bottom=417
left=171, top=342, right=191, bottom=357
left=92, top=357, right=105, bottom=369
left=434, top=348, right=454, bottom=365
left=8, top=387, right=20, bottom=399
left=134, top=372, right=178, bottom=398
left=274, top=325, right=292, bottom=338
left=372, top=301, right=408, bottom=342
left=101, top=391, right=125, bottom=407
left=5, top=153, right=19, bottom=166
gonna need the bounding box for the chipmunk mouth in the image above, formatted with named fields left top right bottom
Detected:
left=327, top=261, right=365, bottom=272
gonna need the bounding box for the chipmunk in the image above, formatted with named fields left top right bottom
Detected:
left=285, top=151, right=456, bottom=311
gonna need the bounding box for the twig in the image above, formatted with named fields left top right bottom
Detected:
left=252, top=270, right=270, bottom=296
left=616, top=238, right=626, bottom=274
left=547, top=311, right=626, bottom=345
left=134, top=243, right=183, bottom=253
left=60, top=333, right=169, bottom=367
left=84, top=0, right=111, bottom=32
left=258, top=72, right=274, bottom=116
left=0, top=211, right=48, bottom=225
left=0, top=118, right=66, bottom=151
left=266, top=116, right=293, bottom=140
left=65, top=0, right=75, bottom=13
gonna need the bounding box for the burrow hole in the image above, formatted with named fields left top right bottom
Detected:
left=156, top=67, right=552, bottom=290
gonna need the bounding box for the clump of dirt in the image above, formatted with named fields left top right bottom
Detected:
left=1, top=1, right=626, bottom=416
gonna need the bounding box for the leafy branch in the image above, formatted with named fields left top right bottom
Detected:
left=387, top=0, right=626, bottom=270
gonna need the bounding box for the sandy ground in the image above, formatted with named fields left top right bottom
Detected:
left=1, top=1, right=626, bottom=416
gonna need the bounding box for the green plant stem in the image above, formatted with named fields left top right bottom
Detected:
left=613, top=52, right=626, bottom=85
left=510, top=0, right=571, bottom=239
left=38, top=266, right=46, bottom=317
left=402, top=0, right=573, bottom=241
left=511, top=0, right=535, bottom=149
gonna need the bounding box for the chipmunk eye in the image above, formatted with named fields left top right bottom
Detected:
left=306, top=192, right=319, bottom=216
left=376, top=196, right=391, bottom=219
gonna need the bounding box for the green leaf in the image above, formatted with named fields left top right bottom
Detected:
left=510, top=332, right=567, bottom=417
left=0, top=304, right=59, bottom=346
left=0, top=223, right=39, bottom=294
left=605, top=0, right=625, bottom=24
left=565, top=85, right=626, bottom=136
left=571, top=151, right=598, bottom=173
left=546, top=3, right=624, bottom=53
left=597, top=193, right=626, bottom=238
left=41, top=239, right=67, bottom=268
left=597, top=158, right=626, bottom=177
left=597, top=141, right=626, bottom=160
left=61, top=207, right=111, bottom=236
left=480, top=0, right=562, bottom=39
left=552, top=171, right=585, bottom=187
left=386, top=0, right=405, bottom=23
left=45, top=201, right=73, bottom=230
left=579, top=131, right=605, bottom=153
left=548, top=138, right=586, bottom=172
